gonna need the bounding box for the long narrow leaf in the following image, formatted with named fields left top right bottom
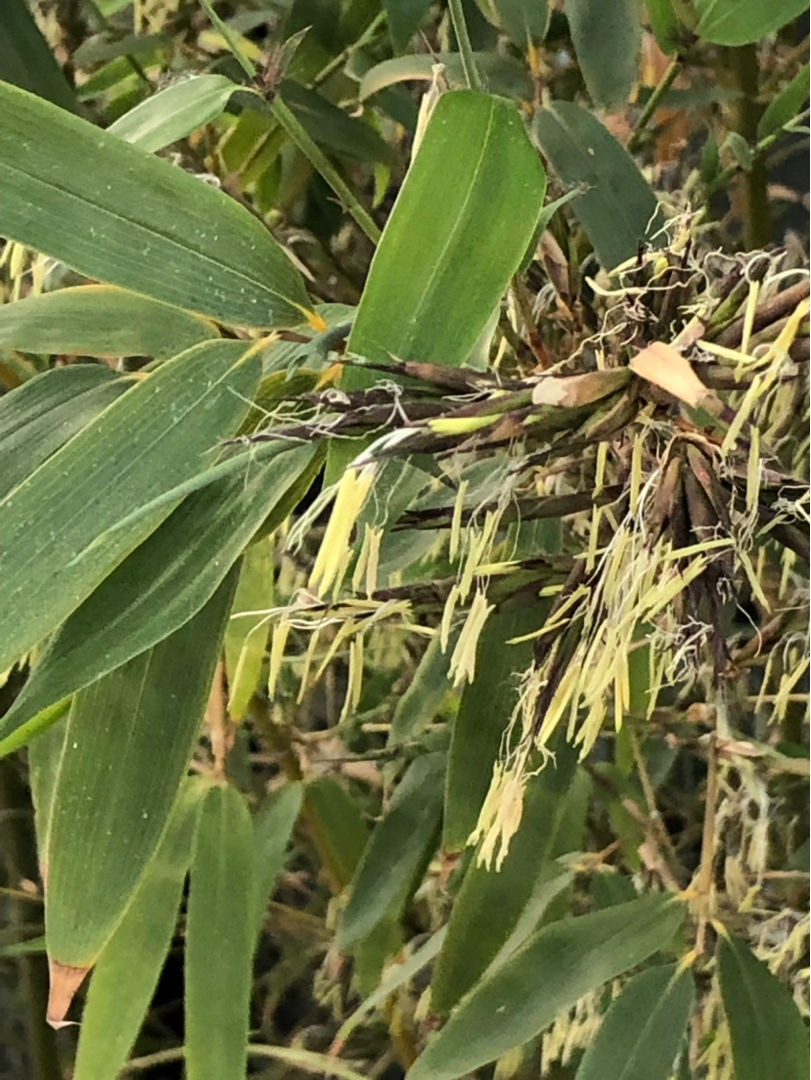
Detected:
left=717, top=933, right=809, bottom=1080
left=185, top=784, right=256, bottom=1080
left=0, top=80, right=311, bottom=327
left=0, top=285, right=219, bottom=358
left=575, top=963, right=695, bottom=1080
left=1, top=444, right=316, bottom=748
left=409, top=894, right=684, bottom=1080
left=0, top=340, right=259, bottom=697
left=44, top=569, right=238, bottom=985
left=73, top=780, right=204, bottom=1080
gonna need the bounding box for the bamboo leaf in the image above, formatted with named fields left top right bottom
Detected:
left=358, top=53, right=533, bottom=103
left=717, top=933, right=809, bottom=1080
left=185, top=783, right=256, bottom=1080
left=73, top=780, right=204, bottom=1080
left=281, top=80, right=397, bottom=164
left=44, top=569, right=238, bottom=993
left=345, top=89, right=546, bottom=377
left=0, top=364, right=129, bottom=500
left=694, top=0, right=810, bottom=45
left=478, top=0, right=550, bottom=46
left=443, top=602, right=538, bottom=852
left=533, top=101, right=666, bottom=270
left=303, top=776, right=369, bottom=893
left=432, top=741, right=585, bottom=1014
left=0, top=0, right=77, bottom=111
left=575, top=963, right=695, bottom=1080
left=388, top=634, right=453, bottom=747
left=225, top=537, right=275, bottom=723
left=252, top=782, right=304, bottom=935
left=0, top=81, right=311, bottom=327
left=336, top=928, right=447, bottom=1045
left=0, top=362, right=118, bottom=439
left=0, top=285, right=219, bottom=359
left=0, top=444, right=316, bottom=751
left=336, top=749, right=446, bottom=951
left=757, top=61, right=810, bottom=139
left=108, top=74, right=242, bottom=152
left=564, top=0, right=641, bottom=110
left=384, top=0, right=434, bottom=51
left=0, top=340, right=260, bottom=702
left=409, top=895, right=685, bottom=1080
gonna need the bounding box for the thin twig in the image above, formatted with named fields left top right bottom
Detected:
left=628, top=59, right=680, bottom=153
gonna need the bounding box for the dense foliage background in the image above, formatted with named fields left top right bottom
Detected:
left=0, top=2, right=808, bottom=1079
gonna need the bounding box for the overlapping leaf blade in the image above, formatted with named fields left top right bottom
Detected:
left=44, top=568, right=238, bottom=975
left=0, top=81, right=311, bottom=327
left=0, top=364, right=129, bottom=500
left=0, top=339, right=260, bottom=699
left=432, top=740, right=585, bottom=1013
left=1, top=443, right=316, bottom=749
left=336, top=749, right=446, bottom=951
left=0, top=285, right=219, bottom=358
left=409, top=894, right=684, bottom=1080
left=575, top=963, right=695, bottom=1080
left=533, top=101, right=666, bottom=269
left=73, top=780, right=204, bottom=1080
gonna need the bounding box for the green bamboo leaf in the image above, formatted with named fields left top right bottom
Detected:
left=694, top=0, right=810, bottom=45
left=533, top=101, right=666, bottom=270
left=0, top=340, right=260, bottom=698
left=1, top=444, right=315, bottom=749
left=108, top=74, right=241, bottom=152
left=225, top=538, right=275, bottom=723
left=44, top=570, right=238, bottom=982
left=443, top=603, right=538, bottom=852
left=575, top=963, right=695, bottom=1080
left=476, top=0, right=550, bottom=46
left=384, top=0, right=433, bottom=50
left=280, top=80, right=397, bottom=164
left=717, top=933, right=809, bottom=1080
left=0, top=81, right=311, bottom=327
left=0, top=365, right=128, bottom=500
left=28, top=713, right=70, bottom=873
left=185, top=783, right=256, bottom=1080
left=0, top=285, right=219, bottom=358
left=358, top=53, right=533, bottom=103
left=336, top=928, right=446, bottom=1045
left=73, top=780, right=204, bottom=1080
left=336, top=749, right=446, bottom=951
left=345, top=89, right=546, bottom=378
left=252, top=782, right=304, bottom=935
left=432, top=742, right=585, bottom=1014
left=303, top=776, right=369, bottom=892
left=646, top=0, right=682, bottom=54
left=757, top=62, right=810, bottom=139
left=564, top=0, right=640, bottom=110
left=410, top=895, right=685, bottom=1080
left=0, top=0, right=77, bottom=111
left=0, top=362, right=117, bottom=439
left=388, top=634, right=453, bottom=747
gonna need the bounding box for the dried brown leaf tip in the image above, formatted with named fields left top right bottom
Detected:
left=47, top=958, right=90, bottom=1027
